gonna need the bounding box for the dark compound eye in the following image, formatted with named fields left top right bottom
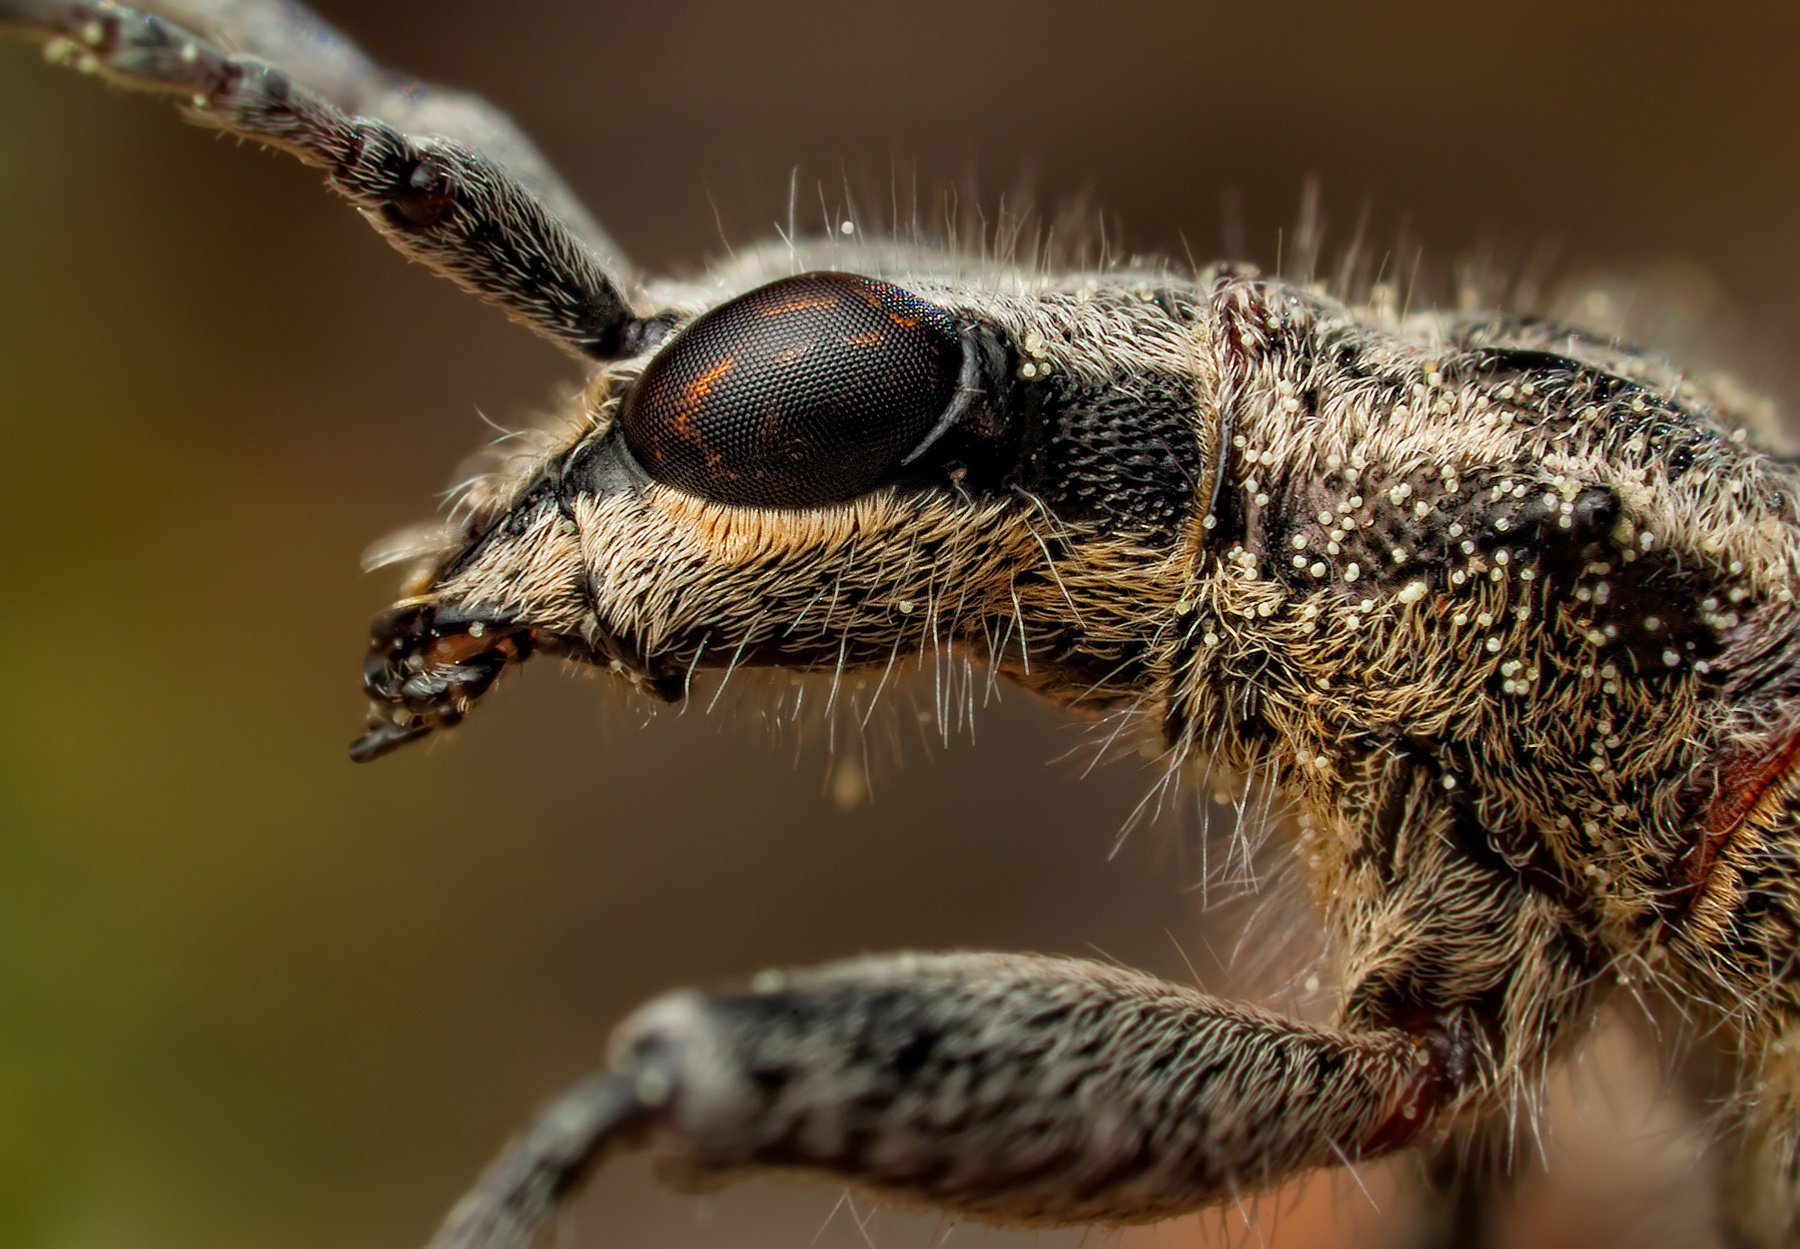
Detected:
left=618, top=272, right=963, bottom=506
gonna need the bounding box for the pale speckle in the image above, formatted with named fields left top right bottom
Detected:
left=634, top=1069, right=673, bottom=1107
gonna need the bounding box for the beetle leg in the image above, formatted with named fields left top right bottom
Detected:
left=421, top=952, right=1468, bottom=1248
left=424, top=1074, right=656, bottom=1249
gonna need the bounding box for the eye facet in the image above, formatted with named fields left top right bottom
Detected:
left=618, top=272, right=962, bottom=506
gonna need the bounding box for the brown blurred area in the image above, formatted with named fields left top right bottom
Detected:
left=0, top=2, right=1794, bottom=1247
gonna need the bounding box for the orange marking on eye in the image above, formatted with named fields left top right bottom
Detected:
left=683, top=358, right=735, bottom=404
left=845, top=330, right=885, bottom=347
left=671, top=356, right=736, bottom=439
left=759, top=295, right=838, bottom=317
left=885, top=310, right=920, bottom=329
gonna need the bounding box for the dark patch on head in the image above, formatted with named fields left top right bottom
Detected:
left=1009, top=375, right=1202, bottom=544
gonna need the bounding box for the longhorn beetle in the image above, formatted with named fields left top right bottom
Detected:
left=6, top=3, right=1800, bottom=1247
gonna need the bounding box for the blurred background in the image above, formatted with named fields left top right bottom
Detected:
left=1, top=2, right=1795, bottom=1247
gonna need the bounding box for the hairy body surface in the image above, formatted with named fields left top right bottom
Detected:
left=6, top=2, right=1800, bottom=1247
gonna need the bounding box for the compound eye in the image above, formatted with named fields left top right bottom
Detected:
left=618, top=272, right=961, bottom=506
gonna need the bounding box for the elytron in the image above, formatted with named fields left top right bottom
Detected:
left=7, top=3, right=1800, bottom=1248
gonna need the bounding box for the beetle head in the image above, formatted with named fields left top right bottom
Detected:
left=352, top=269, right=1220, bottom=760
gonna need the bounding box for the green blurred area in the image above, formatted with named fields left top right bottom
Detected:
left=1, top=3, right=1795, bottom=1248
